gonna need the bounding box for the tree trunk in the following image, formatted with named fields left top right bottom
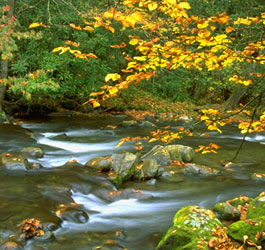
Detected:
left=224, top=85, right=247, bottom=111
left=0, top=0, right=15, bottom=112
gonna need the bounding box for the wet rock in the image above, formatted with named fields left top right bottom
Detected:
left=141, top=145, right=171, bottom=165
left=62, top=160, right=83, bottom=168
left=141, top=144, right=194, bottom=165
left=56, top=207, right=89, bottom=224
left=19, top=147, right=44, bottom=158
left=250, top=173, right=265, bottom=182
left=33, top=231, right=55, bottom=242
left=0, top=153, right=30, bottom=171
left=165, top=145, right=194, bottom=162
left=182, top=163, right=220, bottom=177
left=30, top=163, right=43, bottom=170
left=134, top=158, right=162, bottom=181
left=139, top=121, right=156, bottom=127
left=120, top=120, right=138, bottom=127
left=85, top=156, right=111, bottom=171
left=159, top=167, right=185, bottom=183
left=213, top=202, right=241, bottom=221
left=108, top=152, right=138, bottom=187
left=213, top=195, right=251, bottom=222
left=1, top=241, right=22, bottom=250
left=157, top=206, right=222, bottom=250
left=146, top=178, right=157, bottom=186
left=142, top=159, right=160, bottom=178
left=179, top=116, right=192, bottom=122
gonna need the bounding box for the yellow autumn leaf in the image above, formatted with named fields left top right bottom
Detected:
left=91, top=100, right=100, bottom=108
left=178, top=2, right=191, bottom=9
left=29, top=22, right=43, bottom=29
left=129, top=39, right=139, bottom=45
left=197, top=22, right=209, bottom=29
left=148, top=3, right=158, bottom=11
left=109, top=87, right=119, bottom=95
left=105, top=73, right=121, bottom=82
left=148, top=138, right=159, bottom=143
left=103, top=11, right=113, bottom=19
left=83, top=26, right=94, bottom=31
left=52, top=47, right=64, bottom=53
left=115, top=140, right=125, bottom=148
left=134, top=56, right=147, bottom=61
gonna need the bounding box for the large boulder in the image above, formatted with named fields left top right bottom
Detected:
left=141, top=145, right=171, bottom=165
left=165, top=145, right=194, bottom=162
left=109, top=152, right=138, bottom=187
left=156, top=206, right=223, bottom=250
left=141, top=144, right=194, bottom=165
left=0, top=153, right=30, bottom=171
left=213, top=195, right=251, bottom=221
left=134, top=158, right=162, bottom=181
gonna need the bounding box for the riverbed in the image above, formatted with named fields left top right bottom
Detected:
left=0, top=115, right=264, bottom=250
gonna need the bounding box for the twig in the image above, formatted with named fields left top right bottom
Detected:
left=230, top=92, right=263, bottom=161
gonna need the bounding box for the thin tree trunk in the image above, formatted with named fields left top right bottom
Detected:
left=0, top=0, right=15, bottom=112
left=224, top=85, right=247, bottom=111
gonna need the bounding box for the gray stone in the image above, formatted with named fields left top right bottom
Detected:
left=85, top=156, right=111, bottom=171
left=142, top=158, right=160, bottom=179
left=20, top=147, right=45, bottom=158
left=120, top=120, right=138, bottom=127
left=183, top=163, right=220, bottom=177
left=141, top=144, right=194, bottom=165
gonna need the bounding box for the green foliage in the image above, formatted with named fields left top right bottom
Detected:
left=7, top=69, right=61, bottom=107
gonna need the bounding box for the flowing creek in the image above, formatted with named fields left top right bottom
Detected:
left=0, top=115, right=264, bottom=250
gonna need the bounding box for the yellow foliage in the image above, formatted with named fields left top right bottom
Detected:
left=148, top=3, right=158, bottom=11
left=178, top=2, right=191, bottom=9
left=105, top=73, right=121, bottom=82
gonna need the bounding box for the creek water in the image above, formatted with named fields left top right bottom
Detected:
left=0, top=115, right=264, bottom=250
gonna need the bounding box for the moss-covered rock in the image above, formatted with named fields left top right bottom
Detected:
left=228, top=216, right=265, bottom=246
left=156, top=226, right=207, bottom=250
left=157, top=206, right=222, bottom=250
left=246, top=191, right=265, bottom=220
left=213, top=202, right=241, bottom=221
left=107, top=152, right=138, bottom=187
left=173, top=206, right=223, bottom=239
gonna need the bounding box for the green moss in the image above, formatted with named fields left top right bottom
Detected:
left=213, top=202, right=241, bottom=221
left=247, top=191, right=265, bottom=219
left=228, top=216, right=265, bottom=246
left=156, top=226, right=207, bottom=250
left=173, top=206, right=223, bottom=240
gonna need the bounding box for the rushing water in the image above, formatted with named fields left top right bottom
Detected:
left=0, top=115, right=264, bottom=250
